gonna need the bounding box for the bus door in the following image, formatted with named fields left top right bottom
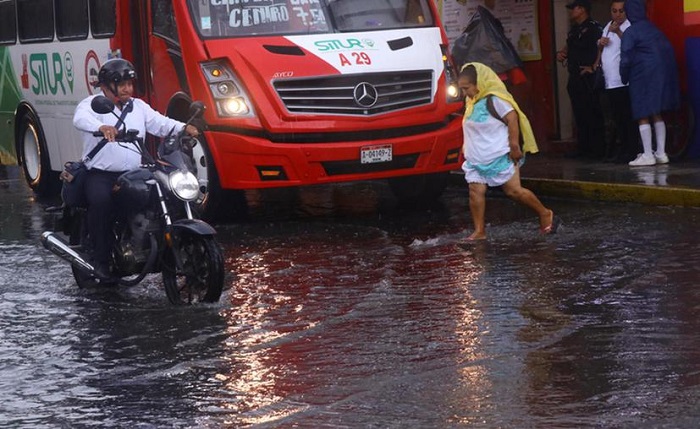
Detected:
left=144, top=0, right=189, bottom=115
left=123, top=0, right=152, bottom=101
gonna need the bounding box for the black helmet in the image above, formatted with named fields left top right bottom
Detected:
left=96, top=59, right=137, bottom=90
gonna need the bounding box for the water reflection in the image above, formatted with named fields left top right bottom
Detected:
left=633, top=165, right=669, bottom=186
left=4, top=166, right=700, bottom=427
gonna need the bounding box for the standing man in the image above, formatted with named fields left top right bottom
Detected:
left=595, top=0, right=637, bottom=163
left=556, top=0, right=605, bottom=159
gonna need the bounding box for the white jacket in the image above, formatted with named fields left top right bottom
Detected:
left=73, top=95, right=185, bottom=172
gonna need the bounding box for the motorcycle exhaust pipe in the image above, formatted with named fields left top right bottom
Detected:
left=40, top=232, right=95, bottom=274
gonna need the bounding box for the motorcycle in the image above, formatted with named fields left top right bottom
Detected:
left=41, top=96, right=225, bottom=305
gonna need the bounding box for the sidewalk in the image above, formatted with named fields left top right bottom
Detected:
left=518, top=154, right=700, bottom=206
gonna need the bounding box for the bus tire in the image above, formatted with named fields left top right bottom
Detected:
left=17, top=113, right=58, bottom=196
left=190, top=135, right=249, bottom=221
left=388, top=172, right=449, bottom=203
left=189, top=135, right=221, bottom=219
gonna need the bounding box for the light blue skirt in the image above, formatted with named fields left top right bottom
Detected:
left=462, top=154, right=525, bottom=186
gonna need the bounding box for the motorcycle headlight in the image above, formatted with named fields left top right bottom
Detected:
left=169, top=170, right=200, bottom=201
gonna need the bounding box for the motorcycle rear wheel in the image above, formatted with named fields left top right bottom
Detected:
left=162, top=234, right=224, bottom=305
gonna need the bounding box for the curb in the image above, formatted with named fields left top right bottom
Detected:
left=521, top=177, right=700, bottom=207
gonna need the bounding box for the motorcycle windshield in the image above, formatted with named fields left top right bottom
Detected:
left=158, top=145, right=195, bottom=173
left=186, top=0, right=435, bottom=38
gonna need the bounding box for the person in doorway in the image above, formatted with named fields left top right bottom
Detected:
left=73, top=58, right=199, bottom=281
left=593, top=0, right=637, bottom=163
left=620, top=0, right=681, bottom=166
left=556, top=0, right=606, bottom=159
left=458, top=63, right=559, bottom=241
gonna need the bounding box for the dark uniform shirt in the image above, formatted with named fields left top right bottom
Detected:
left=566, top=18, right=603, bottom=75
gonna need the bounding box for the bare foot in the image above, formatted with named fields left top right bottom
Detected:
left=466, top=231, right=487, bottom=241
left=539, top=209, right=554, bottom=231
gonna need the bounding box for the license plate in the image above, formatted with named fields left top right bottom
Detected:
left=360, top=144, right=392, bottom=164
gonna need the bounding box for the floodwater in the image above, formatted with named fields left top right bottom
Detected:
left=2, top=165, right=700, bottom=428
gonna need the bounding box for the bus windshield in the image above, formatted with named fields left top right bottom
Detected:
left=187, top=0, right=435, bottom=38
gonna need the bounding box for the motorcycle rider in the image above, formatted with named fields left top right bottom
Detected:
left=73, top=58, right=199, bottom=281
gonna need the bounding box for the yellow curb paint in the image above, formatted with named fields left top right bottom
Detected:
left=521, top=178, right=700, bottom=207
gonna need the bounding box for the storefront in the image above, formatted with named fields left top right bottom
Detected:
left=440, top=0, right=700, bottom=157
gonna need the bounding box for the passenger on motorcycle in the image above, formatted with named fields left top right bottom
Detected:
left=72, top=58, right=200, bottom=281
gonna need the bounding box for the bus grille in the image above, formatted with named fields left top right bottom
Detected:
left=273, top=70, right=434, bottom=116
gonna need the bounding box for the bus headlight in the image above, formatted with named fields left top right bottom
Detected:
left=201, top=60, right=255, bottom=118
left=447, top=83, right=460, bottom=100
left=222, top=97, right=250, bottom=116
left=442, top=47, right=463, bottom=104
left=169, top=171, right=200, bottom=201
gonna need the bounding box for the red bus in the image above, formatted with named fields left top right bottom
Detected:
left=0, top=1, right=464, bottom=216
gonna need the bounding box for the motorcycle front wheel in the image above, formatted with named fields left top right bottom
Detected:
left=162, top=234, right=224, bottom=305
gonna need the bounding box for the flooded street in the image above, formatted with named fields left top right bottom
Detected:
left=3, top=165, right=700, bottom=428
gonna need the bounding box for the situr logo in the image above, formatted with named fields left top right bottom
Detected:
left=21, top=52, right=75, bottom=95
left=314, top=38, right=376, bottom=52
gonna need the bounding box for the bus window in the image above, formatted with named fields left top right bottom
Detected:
left=0, top=0, right=17, bottom=45
left=17, top=0, right=54, bottom=43
left=186, top=0, right=329, bottom=38
left=152, top=0, right=179, bottom=44
left=186, top=0, right=433, bottom=38
left=328, top=0, right=433, bottom=31
left=89, top=0, right=116, bottom=38
left=56, top=0, right=89, bottom=41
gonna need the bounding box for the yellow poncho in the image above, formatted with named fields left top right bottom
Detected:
left=461, top=62, right=538, bottom=154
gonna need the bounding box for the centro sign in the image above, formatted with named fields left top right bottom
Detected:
left=28, top=52, right=74, bottom=96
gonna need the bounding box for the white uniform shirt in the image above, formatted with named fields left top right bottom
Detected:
left=462, top=96, right=514, bottom=165
left=601, top=19, right=631, bottom=90
left=73, top=95, right=186, bottom=172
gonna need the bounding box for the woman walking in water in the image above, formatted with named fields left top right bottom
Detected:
left=458, top=62, right=559, bottom=241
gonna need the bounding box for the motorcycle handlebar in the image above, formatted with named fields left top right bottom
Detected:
left=91, top=129, right=141, bottom=142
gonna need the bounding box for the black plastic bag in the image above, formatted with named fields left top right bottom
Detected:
left=451, top=6, right=523, bottom=74
left=60, top=161, right=88, bottom=208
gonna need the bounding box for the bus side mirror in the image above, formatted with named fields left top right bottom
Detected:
left=91, top=96, right=115, bottom=114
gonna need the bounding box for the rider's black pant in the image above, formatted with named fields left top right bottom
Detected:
left=85, top=169, right=124, bottom=266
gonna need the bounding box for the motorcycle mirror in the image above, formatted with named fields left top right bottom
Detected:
left=91, top=96, right=115, bottom=114
left=188, top=101, right=206, bottom=118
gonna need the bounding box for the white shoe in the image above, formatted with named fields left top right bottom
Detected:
left=654, top=152, right=669, bottom=164
left=629, top=153, right=656, bottom=167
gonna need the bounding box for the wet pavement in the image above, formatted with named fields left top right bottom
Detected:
left=3, top=163, right=700, bottom=428
left=517, top=154, right=700, bottom=206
